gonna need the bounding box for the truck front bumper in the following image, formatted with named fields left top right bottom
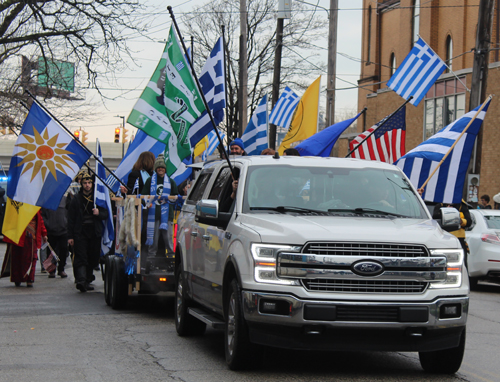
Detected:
left=242, top=291, right=468, bottom=352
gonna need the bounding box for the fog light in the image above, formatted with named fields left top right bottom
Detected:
left=440, top=304, right=461, bottom=319
left=259, top=299, right=291, bottom=316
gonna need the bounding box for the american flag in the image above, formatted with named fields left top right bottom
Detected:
left=349, top=107, right=406, bottom=163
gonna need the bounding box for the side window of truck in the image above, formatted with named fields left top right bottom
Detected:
left=186, top=173, right=211, bottom=204
left=208, top=167, right=232, bottom=200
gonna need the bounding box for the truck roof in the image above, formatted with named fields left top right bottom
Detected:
left=203, top=155, right=399, bottom=171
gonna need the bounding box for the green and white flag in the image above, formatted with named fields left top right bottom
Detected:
left=127, top=25, right=205, bottom=175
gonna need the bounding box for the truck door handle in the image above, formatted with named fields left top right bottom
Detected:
left=191, top=232, right=198, bottom=237
left=202, top=235, right=211, bottom=241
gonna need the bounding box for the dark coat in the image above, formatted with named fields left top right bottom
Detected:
left=67, top=190, right=109, bottom=239
left=126, top=169, right=152, bottom=195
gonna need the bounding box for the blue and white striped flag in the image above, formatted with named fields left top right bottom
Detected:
left=387, top=38, right=446, bottom=106
left=202, top=129, right=226, bottom=161
left=188, top=37, right=226, bottom=146
left=95, top=139, right=115, bottom=256
left=269, top=86, right=299, bottom=129
left=241, top=95, right=268, bottom=155
left=171, top=154, right=193, bottom=185
left=396, top=98, right=491, bottom=204
left=105, top=129, right=165, bottom=194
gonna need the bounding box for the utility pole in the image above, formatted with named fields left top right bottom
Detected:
left=238, top=0, right=248, bottom=137
left=270, top=18, right=284, bottom=150
left=467, top=0, right=495, bottom=194
left=269, top=0, right=291, bottom=149
left=325, top=0, right=338, bottom=128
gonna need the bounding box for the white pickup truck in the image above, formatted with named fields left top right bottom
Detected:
left=175, top=155, right=468, bottom=373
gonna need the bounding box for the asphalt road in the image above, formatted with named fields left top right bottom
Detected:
left=0, top=242, right=499, bottom=382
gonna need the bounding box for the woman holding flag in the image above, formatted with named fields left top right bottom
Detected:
left=1, top=211, right=47, bottom=287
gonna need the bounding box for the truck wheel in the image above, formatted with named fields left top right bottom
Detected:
left=175, top=267, right=206, bottom=336
left=110, top=257, right=128, bottom=310
left=419, top=329, right=466, bottom=374
left=469, top=276, right=479, bottom=290
left=104, top=255, right=114, bottom=306
left=224, top=279, right=260, bottom=370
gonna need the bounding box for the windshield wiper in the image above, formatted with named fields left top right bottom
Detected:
left=250, top=206, right=326, bottom=214
left=353, top=207, right=403, bottom=217
left=275, top=206, right=327, bottom=214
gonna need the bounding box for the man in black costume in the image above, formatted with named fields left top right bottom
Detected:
left=67, top=172, right=108, bottom=292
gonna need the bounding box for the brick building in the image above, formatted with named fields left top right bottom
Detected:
left=340, top=0, right=500, bottom=205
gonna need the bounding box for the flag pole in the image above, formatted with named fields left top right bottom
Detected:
left=419, top=95, right=492, bottom=191
left=167, top=6, right=236, bottom=178
left=345, top=98, right=411, bottom=158
left=25, top=91, right=129, bottom=191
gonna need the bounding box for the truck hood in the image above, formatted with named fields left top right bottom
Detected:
left=239, top=212, right=459, bottom=249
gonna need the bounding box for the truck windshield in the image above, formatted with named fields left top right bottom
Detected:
left=242, top=165, right=428, bottom=218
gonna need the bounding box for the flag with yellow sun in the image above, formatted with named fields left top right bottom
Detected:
left=7, top=102, right=91, bottom=210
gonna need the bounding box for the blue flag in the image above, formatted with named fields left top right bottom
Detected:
left=95, top=139, right=114, bottom=255
left=105, top=129, right=165, bottom=194
left=269, top=86, right=299, bottom=129
left=8, top=102, right=91, bottom=210
left=387, top=38, right=446, bottom=106
left=203, top=129, right=226, bottom=161
left=296, top=112, right=363, bottom=157
left=241, top=95, right=268, bottom=155
left=188, top=37, right=226, bottom=146
left=396, top=98, right=491, bottom=204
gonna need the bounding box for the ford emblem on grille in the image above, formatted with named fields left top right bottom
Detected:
left=352, top=260, right=384, bottom=276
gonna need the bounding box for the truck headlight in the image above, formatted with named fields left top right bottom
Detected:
left=429, top=249, right=464, bottom=289
left=251, top=243, right=301, bottom=285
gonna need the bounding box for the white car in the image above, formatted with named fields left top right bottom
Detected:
left=466, top=209, right=500, bottom=287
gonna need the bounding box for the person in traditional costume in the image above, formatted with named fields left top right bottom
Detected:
left=1, top=211, right=47, bottom=287
left=67, top=172, right=109, bottom=292
left=141, top=154, right=178, bottom=257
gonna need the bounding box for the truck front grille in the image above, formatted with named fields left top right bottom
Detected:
left=303, top=242, right=428, bottom=258
left=336, top=306, right=400, bottom=322
left=302, top=279, right=428, bottom=294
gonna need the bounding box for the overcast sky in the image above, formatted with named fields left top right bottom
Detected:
left=72, top=0, right=364, bottom=143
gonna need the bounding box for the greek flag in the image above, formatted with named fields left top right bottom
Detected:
left=105, top=129, right=165, bottom=194
left=188, top=37, right=226, bottom=146
left=95, top=139, right=114, bottom=256
left=269, top=87, right=299, bottom=129
left=241, top=95, right=268, bottom=155
left=387, top=38, right=446, bottom=106
left=202, top=129, right=226, bottom=161
left=396, top=98, right=491, bottom=204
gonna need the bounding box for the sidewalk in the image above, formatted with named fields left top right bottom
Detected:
left=0, top=241, right=104, bottom=294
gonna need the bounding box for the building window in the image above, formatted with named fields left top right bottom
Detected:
left=423, top=77, right=466, bottom=140
left=446, top=35, right=453, bottom=72
left=413, top=0, right=420, bottom=44
left=367, top=6, right=372, bottom=63
left=390, top=53, right=397, bottom=76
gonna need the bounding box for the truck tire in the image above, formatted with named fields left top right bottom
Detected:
left=104, top=255, right=114, bottom=306
left=224, top=279, right=260, bottom=370
left=175, top=267, right=206, bottom=336
left=419, top=329, right=466, bottom=374
left=469, top=276, right=479, bottom=290
left=110, top=256, right=128, bottom=310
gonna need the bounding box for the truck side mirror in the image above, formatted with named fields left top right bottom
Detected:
left=195, top=199, right=232, bottom=228
left=439, top=207, right=461, bottom=232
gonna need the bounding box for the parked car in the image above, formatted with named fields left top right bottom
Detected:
left=175, top=156, right=468, bottom=373
left=465, top=209, right=500, bottom=287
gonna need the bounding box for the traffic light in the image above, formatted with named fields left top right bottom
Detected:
left=81, top=131, right=88, bottom=145
left=114, top=127, right=120, bottom=143
left=122, top=126, right=128, bottom=143
left=74, top=130, right=80, bottom=140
